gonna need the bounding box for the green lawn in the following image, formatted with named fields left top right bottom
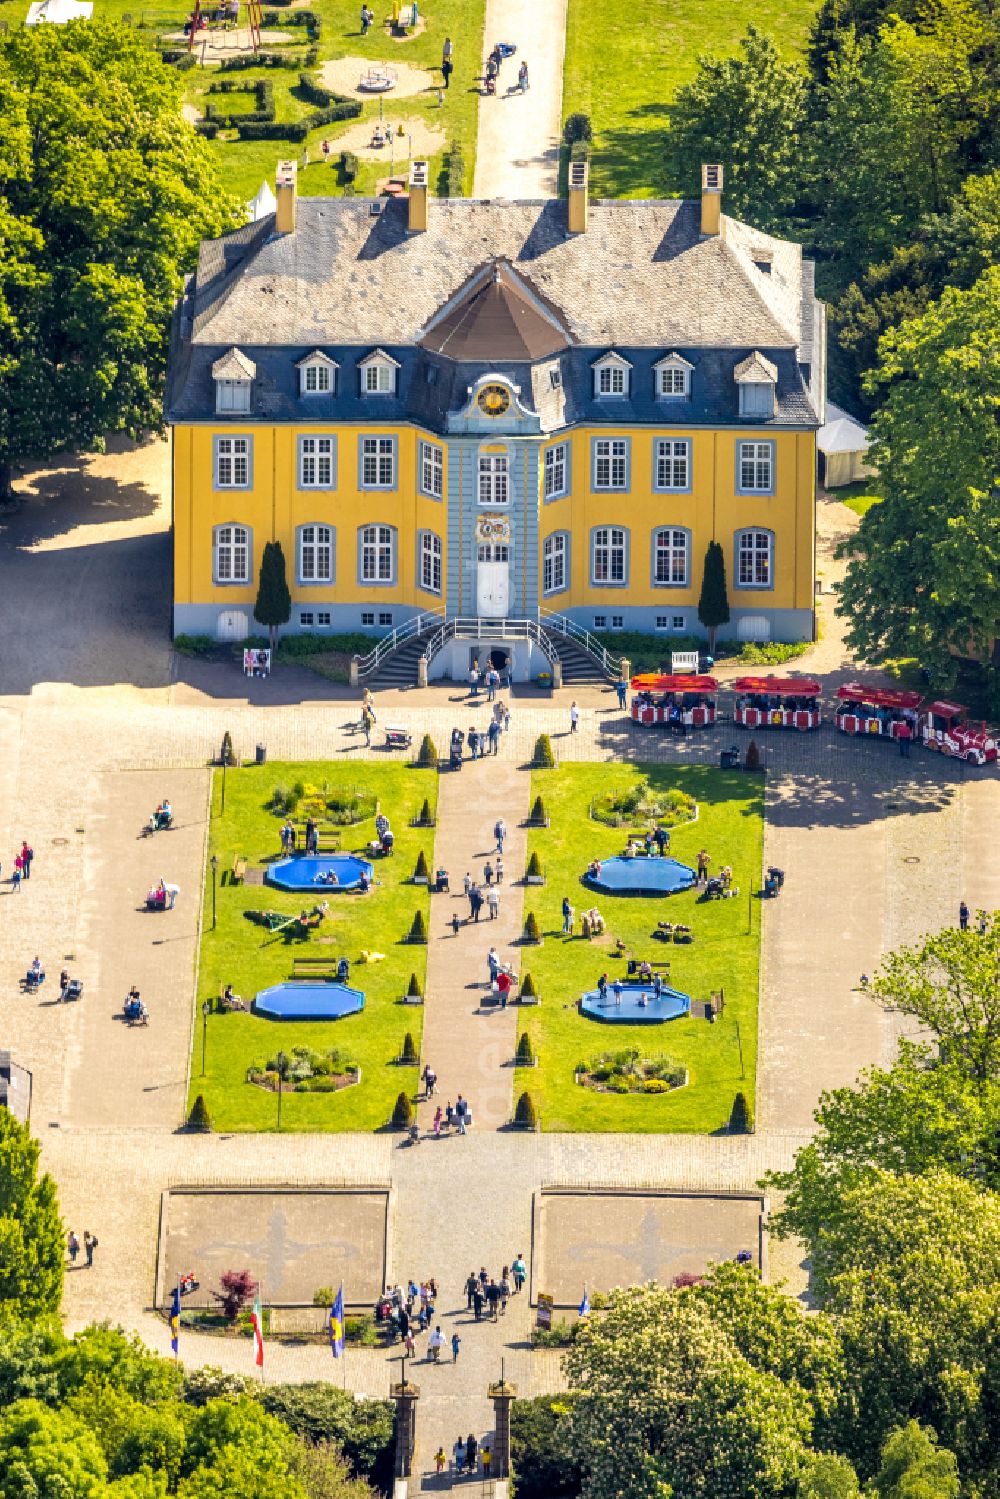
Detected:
left=835, top=481, right=882, bottom=518
left=562, top=0, right=819, bottom=198
left=190, top=762, right=436, bottom=1132
left=514, top=765, right=762, bottom=1133
left=5, top=0, right=485, bottom=202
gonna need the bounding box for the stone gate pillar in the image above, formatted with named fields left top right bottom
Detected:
left=489, top=1378, right=517, bottom=1479
left=391, top=1380, right=420, bottom=1479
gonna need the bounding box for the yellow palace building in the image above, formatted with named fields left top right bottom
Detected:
left=167, top=160, right=825, bottom=680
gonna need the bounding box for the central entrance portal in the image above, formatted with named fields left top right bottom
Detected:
left=477, top=542, right=509, bottom=618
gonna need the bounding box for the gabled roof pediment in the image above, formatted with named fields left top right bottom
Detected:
left=212, top=347, right=255, bottom=381
left=734, top=350, right=778, bottom=384
left=592, top=350, right=633, bottom=368
left=359, top=347, right=401, bottom=368
left=653, top=351, right=694, bottom=370
left=420, top=259, right=572, bottom=362
left=295, top=349, right=339, bottom=369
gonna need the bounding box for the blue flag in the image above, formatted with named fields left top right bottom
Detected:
left=329, top=1285, right=345, bottom=1358
left=579, top=1287, right=590, bottom=1317
left=170, top=1287, right=181, bottom=1355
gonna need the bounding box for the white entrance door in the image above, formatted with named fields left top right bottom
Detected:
left=477, top=543, right=510, bottom=618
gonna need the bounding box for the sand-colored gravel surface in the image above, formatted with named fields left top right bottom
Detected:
left=319, top=114, right=445, bottom=161
left=318, top=53, right=437, bottom=99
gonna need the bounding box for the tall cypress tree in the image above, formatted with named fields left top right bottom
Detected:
left=254, top=541, right=291, bottom=653
left=698, top=541, right=730, bottom=653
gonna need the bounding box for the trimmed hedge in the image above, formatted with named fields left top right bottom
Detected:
left=563, top=111, right=593, bottom=145
left=195, top=120, right=220, bottom=138
left=219, top=49, right=305, bottom=69
left=569, top=139, right=591, bottom=162
left=262, top=6, right=321, bottom=31
left=444, top=139, right=465, bottom=197
left=205, top=77, right=274, bottom=127
left=237, top=93, right=360, bottom=141
left=160, top=48, right=198, bottom=68
left=340, top=150, right=360, bottom=183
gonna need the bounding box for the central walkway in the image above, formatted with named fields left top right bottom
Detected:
left=473, top=0, right=568, bottom=198
left=419, top=757, right=529, bottom=1131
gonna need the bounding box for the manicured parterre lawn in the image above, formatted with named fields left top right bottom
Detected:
left=6, top=0, right=485, bottom=202
left=190, top=761, right=436, bottom=1131
left=562, top=0, right=819, bottom=198
left=514, top=764, right=762, bottom=1132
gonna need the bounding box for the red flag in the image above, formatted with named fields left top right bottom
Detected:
left=250, top=1296, right=264, bottom=1368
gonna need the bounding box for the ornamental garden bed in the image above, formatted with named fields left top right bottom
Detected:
left=574, top=1049, right=687, bottom=1094
left=590, top=780, right=697, bottom=829
left=247, top=1046, right=359, bottom=1092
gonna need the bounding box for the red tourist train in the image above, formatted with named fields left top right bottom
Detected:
left=732, top=677, right=821, bottom=731
left=835, top=683, right=922, bottom=741
left=836, top=683, right=998, bottom=765
left=919, top=700, right=998, bottom=766
left=631, top=674, right=719, bottom=730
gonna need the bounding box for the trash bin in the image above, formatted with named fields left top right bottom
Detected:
left=255, top=743, right=267, bottom=765
left=720, top=748, right=739, bottom=770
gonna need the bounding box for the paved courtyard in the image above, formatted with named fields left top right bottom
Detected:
left=3, top=442, right=999, bottom=1489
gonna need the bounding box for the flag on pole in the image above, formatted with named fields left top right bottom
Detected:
left=170, top=1286, right=181, bottom=1356
left=250, top=1296, right=264, bottom=1368
left=329, top=1285, right=345, bottom=1358
left=579, top=1287, right=590, bottom=1317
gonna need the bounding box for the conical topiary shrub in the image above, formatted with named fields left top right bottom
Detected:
left=417, top=734, right=438, bottom=767
left=533, top=734, right=555, bottom=769
left=530, top=795, right=547, bottom=824
left=729, top=1091, right=753, bottom=1134
left=523, top=911, right=541, bottom=944
left=400, top=1032, right=418, bottom=1065
left=221, top=731, right=235, bottom=766
left=418, top=797, right=433, bottom=825
left=392, top=1090, right=414, bottom=1127
left=515, top=1032, right=535, bottom=1067
left=188, top=1094, right=212, bottom=1132
left=408, top=910, right=428, bottom=944
left=745, top=740, right=761, bottom=772
left=519, top=971, right=538, bottom=999
left=513, top=1091, right=538, bottom=1128
left=526, top=850, right=543, bottom=879
left=413, top=849, right=430, bottom=881
left=406, top=972, right=423, bottom=998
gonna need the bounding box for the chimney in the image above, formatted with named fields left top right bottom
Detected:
left=408, top=160, right=429, bottom=233
left=275, top=159, right=297, bottom=234
left=567, top=157, right=589, bottom=234
left=700, top=163, right=723, bottom=236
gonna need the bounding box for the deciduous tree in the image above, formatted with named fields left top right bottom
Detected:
left=0, top=1114, right=64, bottom=1318
left=873, top=1421, right=959, bottom=1499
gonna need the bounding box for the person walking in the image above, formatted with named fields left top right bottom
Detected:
left=465, top=1270, right=478, bottom=1310
left=360, top=3, right=369, bottom=32
left=488, top=886, right=500, bottom=921
left=486, top=1278, right=500, bottom=1321
left=488, top=720, right=500, bottom=754
left=518, top=60, right=528, bottom=92
left=441, top=55, right=453, bottom=87
left=428, top=1325, right=445, bottom=1361
left=471, top=1282, right=483, bottom=1320
left=495, top=855, right=504, bottom=885
left=570, top=701, right=579, bottom=733
left=434, top=1448, right=447, bottom=1474
left=422, top=1063, right=436, bottom=1098
left=454, top=1436, right=466, bottom=1474
left=512, top=1253, right=526, bottom=1293
left=469, top=663, right=480, bottom=698
left=487, top=946, right=500, bottom=984
left=616, top=675, right=628, bottom=709
left=451, top=1331, right=461, bottom=1361
left=697, top=850, right=710, bottom=887
left=21, top=842, right=33, bottom=880
left=959, top=900, right=970, bottom=931
left=465, top=1435, right=478, bottom=1473
left=499, top=1269, right=511, bottom=1313
left=495, top=818, right=506, bottom=853
left=433, top=1106, right=443, bottom=1137
left=484, top=860, right=494, bottom=887
left=562, top=896, right=572, bottom=934
left=67, top=1230, right=80, bottom=1265
left=471, top=886, right=484, bottom=923
left=456, top=1095, right=468, bottom=1135
left=896, top=717, right=912, bottom=757
left=84, top=1231, right=98, bottom=1267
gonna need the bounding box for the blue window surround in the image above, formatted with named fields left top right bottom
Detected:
left=212, top=434, right=253, bottom=491
left=543, top=441, right=571, bottom=502
left=589, top=524, right=631, bottom=588
left=212, top=521, right=253, bottom=586
left=734, top=527, right=775, bottom=591
left=296, top=523, right=336, bottom=587
left=416, top=528, right=443, bottom=595
left=652, top=437, right=692, bottom=494
left=590, top=436, right=632, bottom=493
left=296, top=434, right=338, bottom=491
left=356, top=523, right=398, bottom=587
left=542, top=530, right=571, bottom=595
left=734, top=438, right=776, bottom=496
left=650, top=525, right=692, bottom=589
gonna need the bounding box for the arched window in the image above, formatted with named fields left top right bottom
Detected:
left=359, top=524, right=397, bottom=585
left=591, top=526, right=629, bottom=586
left=543, top=533, right=569, bottom=595
left=213, top=524, right=251, bottom=584
left=652, top=528, right=689, bottom=587
left=298, top=524, right=334, bottom=584
left=735, top=529, right=773, bottom=589
left=418, top=531, right=443, bottom=594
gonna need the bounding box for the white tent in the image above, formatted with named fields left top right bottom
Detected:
left=817, top=401, right=874, bottom=488
left=26, top=0, right=93, bottom=23
left=246, top=180, right=277, bottom=224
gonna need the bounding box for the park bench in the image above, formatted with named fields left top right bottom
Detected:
left=292, top=956, right=339, bottom=980
left=627, top=959, right=671, bottom=977
left=291, top=824, right=342, bottom=852
left=231, top=855, right=247, bottom=884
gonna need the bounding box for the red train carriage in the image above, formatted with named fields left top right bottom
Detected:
left=732, top=677, right=821, bottom=731
left=835, top=683, right=923, bottom=741
left=919, top=700, right=998, bottom=766
left=630, top=675, right=719, bottom=730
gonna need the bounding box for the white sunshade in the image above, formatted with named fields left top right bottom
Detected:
left=246, top=180, right=277, bottom=223
left=817, top=401, right=871, bottom=456
left=26, top=0, right=94, bottom=23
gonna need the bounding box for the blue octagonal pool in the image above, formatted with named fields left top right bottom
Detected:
left=265, top=855, right=374, bottom=892
left=580, top=982, right=691, bottom=1024
left=253, top=982, right=365, bottom=1021
left=583, top=855, right=696, bottom=898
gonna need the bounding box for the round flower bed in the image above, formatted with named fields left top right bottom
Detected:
left=590, top=779, right=696, bottom=830
left=247, top=1045, right=359, bottom=1093
left=575, top=1048, right=686, bottom=1094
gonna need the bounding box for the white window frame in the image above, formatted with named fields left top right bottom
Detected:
left=592, top=438, right=629, bottom=491
left=359, top=524, right=396, bottom=585
left=214, top=436, right=252, bottom=489
left=654, top=438, right=691, bottom=492
left=591, top=526, right=629, bottom=587
left=737, top=440, right=774, bottom=494
left=298, top=435, right=336, bottom=490
left=213, top=523, right=251, bottom=584
left=301, top=363, right=332, bottom=395
left=360, top=436, right=396, bottom=490
left=418, top=531, right=443, bottom=594
left=543, top=532, right=569, bottom=595
left=478, top=453, right=509, bottom=506
left=216, top=378, right=251, bottom=414
left=543, top=442, right=568, bottom=500
left=420, top=441, right=444, bottom=499
left=593, top=355, right=631, bottom=399
left=364, top=361, right=396, bottom=395
left=298, top=523, right=334, bottom=585
left=652, top=527, right=690, bottom=588
left=736, top=529, right=774, bottom=589
left=658, top=365, right=688, bottom=397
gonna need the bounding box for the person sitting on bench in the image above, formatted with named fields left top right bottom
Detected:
left=221, top=984, right=247, bottom=1011
left=435, top=868, right=449, bottom=893
left=25, top=957, right=45, bottom=989
left=359, top=868, right=372, bottom=893
left=337, top=957, right=350, bottom=982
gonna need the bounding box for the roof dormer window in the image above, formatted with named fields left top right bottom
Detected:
left=653, top=352, right=693, bottom=400
left=297, top=351, right=338, bottom=396
left=592, top=352, right=632, bottom=400
left=212, top=347, right=255, bottom=415
left=734, top=351, right=778, bottom=420
left=359, top=348, right=400, bottom=395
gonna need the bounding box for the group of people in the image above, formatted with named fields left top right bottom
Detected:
left=436, top=1432, right=493, bottom=1477
left=66, top=1230, right=99, bottom=1268
left=483, top=41, right=529, bottom=95
left=460, top=865, right=503, bottom=925
left=374, top=1279, right=442, bottom=1347
left=464, top=1257, right=526, bottom=1319
left=147, top=878, right=181, bottom=910
left=3, top=838, right=34, bottom=892
left=620, top=825, right=673, bottom=861
left=145, top=800, right=173, bottom=835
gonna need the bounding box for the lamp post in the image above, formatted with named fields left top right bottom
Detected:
left=211, top=854, right=218, bottom=931
left=221, top=758, right=227, bottom=815
left=277, top=1068, right=283, bottom=1131
left=201, top=1000, right=211, bottom=1077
